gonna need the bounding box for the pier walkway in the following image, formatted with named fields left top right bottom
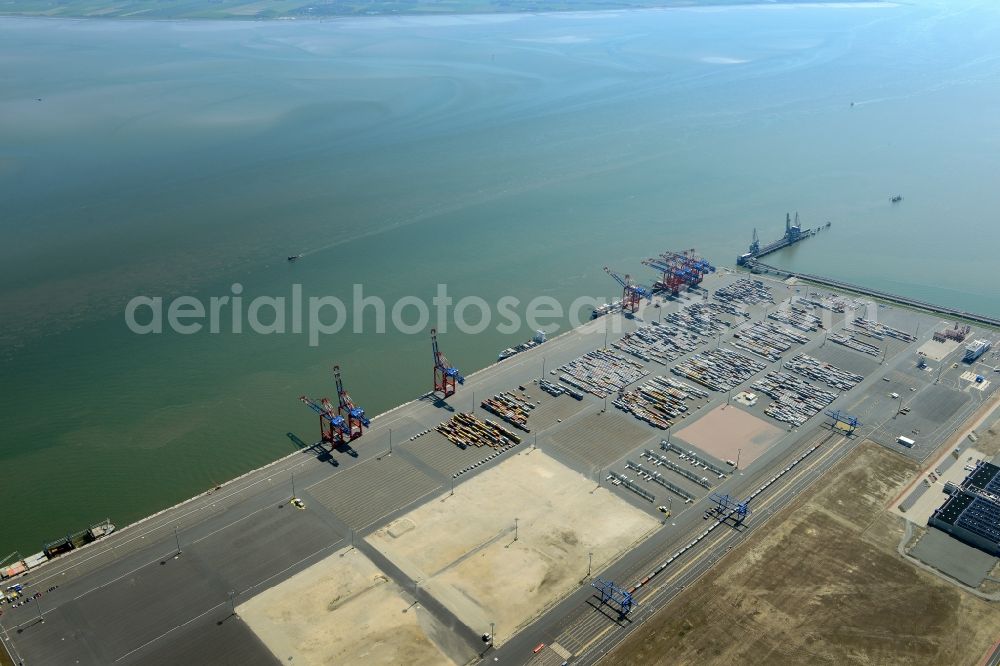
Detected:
left=747, top=259, right=1000, bottom=330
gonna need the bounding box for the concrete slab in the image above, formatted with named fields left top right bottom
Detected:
left=527, top=393, right=588, bottom=430
left=306, top=456, right=441, bottom=530
left=403, top=430, right=496, bottom=477
left=810, top=343, right=880, bottom=378
left=548, top=410, right=653, bottom=469
left=674, top=404, right=784, bottom=468
left=911, top=528, right=997, bottom=587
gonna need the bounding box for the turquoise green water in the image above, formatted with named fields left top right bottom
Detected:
left=2, top=1, right=1000, bottom=555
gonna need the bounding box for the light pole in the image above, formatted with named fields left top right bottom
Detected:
left=541, top=357, right=546, bottom=380
left=229, top=590, right=238, bottom=617
left=604, top=321, right=609, bottom=349
left=736, top=448, right=742, bottom=470
left=291, top=472, right=296, bottom=499
left=389, top=427, right=393, bottom=454
left=174, top=526, right=182, bottom=556
left=490, top=622, right=495, bottom=647
left=588, top=551, right=593, bottom=578
left=514, top=518, right=519, bottom=541
left=471, top=391, right=475, bottom=414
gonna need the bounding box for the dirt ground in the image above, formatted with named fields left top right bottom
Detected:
left=367, top=449, right=659, bottom=642
left=675, top=404, right=784, bottom=468
left=974, top=423, right=1000, bottom=457
left=608, top=442, right=1000, bottom=666
left=237, top=546, right=464, bottom=666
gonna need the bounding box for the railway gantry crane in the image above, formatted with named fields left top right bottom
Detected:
left=825, top=409, right=860, bottom=434
left=708, top=492, right=752, bottom=526
left=333, top=365, right=370, bottom=441
left=431, top=328, right=464, bottom=398
left=299, top=395, right=348, bottom=446
left=591, top=577, right=635, bottom=617
left=603, top=266, right=652, bottom=314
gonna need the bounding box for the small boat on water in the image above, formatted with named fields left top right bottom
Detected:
left=890, top=195, right=903, bottom=203
left=287, top=254, right=303, bottom=261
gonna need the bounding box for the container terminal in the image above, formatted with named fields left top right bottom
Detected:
left=2, top=241, right=999, bottom=666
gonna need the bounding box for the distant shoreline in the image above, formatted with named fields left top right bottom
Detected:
left=0, top=0, right=888, bottom=23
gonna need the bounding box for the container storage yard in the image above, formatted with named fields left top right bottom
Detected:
left=557, top=349, right=649, bottom=398
left=751, top=370, right=840, bottom=427
left=784, top=354, right=864, bottom=391
left=613, top=375, right=708, bottom=429
left=672, top=348, right=767, bottom=392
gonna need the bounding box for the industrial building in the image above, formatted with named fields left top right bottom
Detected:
left=965, top=339, right=992, bottom=363
left=964, top=461, right=1000, bottom=497
left=928, top=490, right=1000, bottom=556
left=928, top=461, right=1000, bottom=556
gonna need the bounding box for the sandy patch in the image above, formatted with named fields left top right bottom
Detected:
left=367, top=450, right=659, bottom=642
left=918, top=338, right=960, bottom=362
left=237, top=547, right=461, bottom=666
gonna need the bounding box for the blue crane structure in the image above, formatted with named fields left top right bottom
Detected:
left=334, top=365, right=370, bottom=440
left=825, top=409, right=860, bottom=434
left=591, top=577, right=635, bottom=616
left=708, top=492, right=752, bottom=526
left=299, top=395, right=349, bottom=446
left=431, top=328, right=464, bottom=398
left=603, top=266, right=652, bottom=313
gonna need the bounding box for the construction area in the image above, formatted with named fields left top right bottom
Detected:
left=4, top=254, right=1000, bottom=666
left=366, top=451, right=659, bottom=644
left=608, top=442, right=1000, bottom=666
left=238, top=547, right=463, bottom=666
